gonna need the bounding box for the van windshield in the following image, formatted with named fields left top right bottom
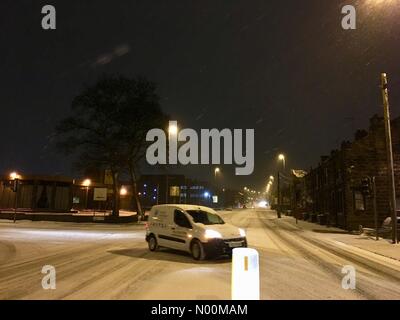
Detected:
left=186, top=210, right=225, bottom=225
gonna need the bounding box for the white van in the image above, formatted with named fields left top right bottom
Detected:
left=145, top=204, right=247, bottom=260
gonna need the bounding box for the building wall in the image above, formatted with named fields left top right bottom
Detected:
left=0, top=176, right=73, bottom=212
left=304, top=115, right=400, bottom=231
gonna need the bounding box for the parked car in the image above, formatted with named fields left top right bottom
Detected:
left=381, top=216, right=400, bottom=233
left=145, top=204, right=247, bottom=260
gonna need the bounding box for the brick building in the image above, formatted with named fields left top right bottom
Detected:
left=302, top=115, right=400, bottom=231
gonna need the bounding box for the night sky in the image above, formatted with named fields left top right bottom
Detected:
left=1, top=0, right=400, bottom=190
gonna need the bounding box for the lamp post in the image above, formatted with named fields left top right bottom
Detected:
left=166, top=122, right=179, bottom=204
left=266, top=176, right=274, bottom=205
left=214, top=167, right=221, bottom=189
left=277, top=154, right=286, bottom=219
left=82, top=179, right=91, bottom=210
left=380, top=73, right=398, bottom=244
left=10, top=172, right=20, bottom=223
left=214, top=167, right=221, bottom=207
left=278, top=154, right=286, bottom=171
left=214, top=167, right=220, bottom=180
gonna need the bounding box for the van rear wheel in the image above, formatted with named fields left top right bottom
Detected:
left=191, top=240, right=206, bottom=260
left=148, top=235, right=158, bottom=251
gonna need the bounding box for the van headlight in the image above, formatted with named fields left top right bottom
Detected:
left=239, top=228, right=246, bottom=237
left=205, top=229, right=222, bottom=239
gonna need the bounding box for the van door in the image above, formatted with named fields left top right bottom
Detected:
left=171, top=209, right=192, bottom=250
left=150, top=207, right=170, bottom=247
left=158, top=209, right=191, bottom=250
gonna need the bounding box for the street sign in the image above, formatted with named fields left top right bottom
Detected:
left=212, top=195, right=218, bottom=204
left=93, top=188, right=107, bottom=201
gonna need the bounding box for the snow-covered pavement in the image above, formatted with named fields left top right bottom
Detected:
left=1, top=209, right=400, bottom=300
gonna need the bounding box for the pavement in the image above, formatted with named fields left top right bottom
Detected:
left=280, top=214, right=400, bottom=262
left=0, top=208, right=400, bottom=300
left=0, top=209, right=138, bottom=216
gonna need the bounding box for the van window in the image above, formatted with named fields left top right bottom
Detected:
left=174, top=210, right=192, bottom=229
left=186, top=210, right=225, bottom=225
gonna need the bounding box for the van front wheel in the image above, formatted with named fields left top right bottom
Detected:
left=148, top=235, right=158, bottom=251
left=191, top=240, right=206, bottom=260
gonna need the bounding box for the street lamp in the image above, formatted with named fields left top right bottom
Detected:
left=214, top=167, right=220, bottom=178
left=168, top=123, right=178, bottom=135
left=82, top=179, right=91, bottom=210
left=277, top=154, right=286, bottom=219
left=380, top=73, right=398, bottom=244
left=10, top=172, right=21, bottom=180
left=82, top=179, right=91, bottom=187
left=120, top=187, right=128, bottom=196
left=278, top=154, right=286, bottom=171
left=10, top=171, right=21, bottom=223
left=166, top=122, right=179, bottom=203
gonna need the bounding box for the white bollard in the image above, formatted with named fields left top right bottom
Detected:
left=231, top=248, right=260, bottom=300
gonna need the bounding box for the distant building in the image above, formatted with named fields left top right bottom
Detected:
left=0, top=175, right=73, bottom=212
left=0, top=172, right=241, bottom=214
left=135, top=175, right=215, bottom=209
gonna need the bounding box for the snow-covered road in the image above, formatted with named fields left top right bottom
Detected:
left=1, top=209, right=399, bottom=300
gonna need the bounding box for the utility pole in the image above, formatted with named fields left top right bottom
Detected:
left=371, top=177, right=378, bottom=241
left=13, top=178, right=19, bottom=223
left=165, top=174, right=169, bottom=204
left=380, top=73, right=398, bottom=244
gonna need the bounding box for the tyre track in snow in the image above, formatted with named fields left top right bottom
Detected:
left=256, top=211, right=378, bottom=299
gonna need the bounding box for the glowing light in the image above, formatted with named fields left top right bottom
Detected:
left=120, top=187, right=128, bottom=196
left=257, top=201, right=267, bottom=208
left=278, top=154, right=285, bottom=161
left=82, top=179, right=91, bottom=187
left=168, top=123, right=178, bottom=135
left=9, top=172, right=21, bottom=180
left=205, top=229, right=222, bottom=239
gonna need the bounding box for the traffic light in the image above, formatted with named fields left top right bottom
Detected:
left=361, top=178, right=371, bottom=197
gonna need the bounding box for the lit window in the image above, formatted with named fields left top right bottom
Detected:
left=354, top=191, right=365, bottom=211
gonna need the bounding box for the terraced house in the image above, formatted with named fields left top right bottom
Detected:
left=303, top=115, right=400, bottom=231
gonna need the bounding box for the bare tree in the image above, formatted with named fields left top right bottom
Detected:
left=56, top=75, right=168, bottom=217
